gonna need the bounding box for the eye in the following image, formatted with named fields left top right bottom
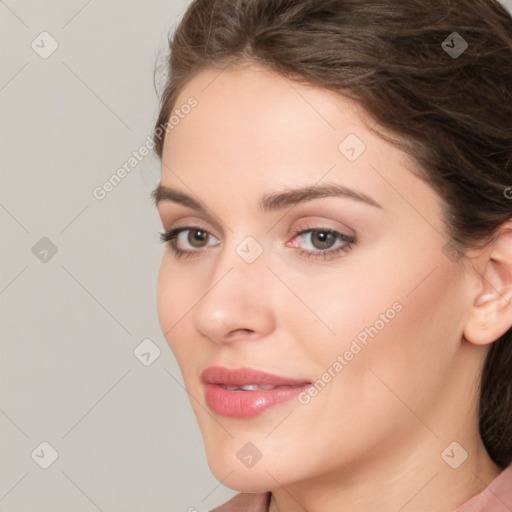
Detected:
left=159, top=226, right=219, bottom=258
left=289, top=227, right=356, bottom=260
left=159, top=225, right=356, bottom=261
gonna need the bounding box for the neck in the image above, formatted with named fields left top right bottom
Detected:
left=269, top=433, right=502, bottom=512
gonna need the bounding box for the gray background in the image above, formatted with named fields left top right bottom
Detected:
left=1, top=1, right=511, bottom=511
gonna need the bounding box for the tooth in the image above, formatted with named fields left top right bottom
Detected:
left=239, top=384, right=260, bottom=391
left=220, top=383, right=303, bottom=391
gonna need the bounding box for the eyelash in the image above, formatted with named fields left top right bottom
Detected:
left=158, top=226, right=356, bottom=261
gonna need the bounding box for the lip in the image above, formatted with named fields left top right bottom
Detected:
left=201, top=366, right=312, bottom=418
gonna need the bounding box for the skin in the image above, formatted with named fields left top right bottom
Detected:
left=154, top=62, right=509, bottom=512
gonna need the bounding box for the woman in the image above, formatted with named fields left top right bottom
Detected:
left=151, top=0, right=512, bottom=510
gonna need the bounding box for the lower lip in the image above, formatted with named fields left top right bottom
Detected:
left=204, top=383, right=311, bottom=418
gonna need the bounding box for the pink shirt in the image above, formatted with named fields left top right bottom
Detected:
left=210, top=463, right=512, bottom=512
left=454, top=463, right=512, bottom=512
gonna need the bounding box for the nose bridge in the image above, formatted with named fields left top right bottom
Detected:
left=192, top=231, right=275, bottom=343
left=212, top=228, right=269, bottom=292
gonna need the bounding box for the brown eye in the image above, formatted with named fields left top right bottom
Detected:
left=188, top=229, right=209, bottom=248
left=159, top=226, right=220, bottom=257
left=290, top=227, right=356, bottom=261
left=310, top=230, right=336, bottom=250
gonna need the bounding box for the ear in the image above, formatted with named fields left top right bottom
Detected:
left=464, top=221, right=512, bottom=346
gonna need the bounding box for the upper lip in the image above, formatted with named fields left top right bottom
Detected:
left=201, top=366, right=311, bottom=386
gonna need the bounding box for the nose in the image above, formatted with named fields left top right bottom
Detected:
left=192, top=246, right=276, bottom=345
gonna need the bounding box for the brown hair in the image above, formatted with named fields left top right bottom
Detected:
left=153, top=0, right=512, bottom=468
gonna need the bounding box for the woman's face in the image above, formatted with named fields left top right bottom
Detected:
left=155, top=63, right=479, bottom=491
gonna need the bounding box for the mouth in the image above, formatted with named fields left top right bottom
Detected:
left=200, top=366, right=312, bottom=418
left=218, top=383, right=305, bottom=391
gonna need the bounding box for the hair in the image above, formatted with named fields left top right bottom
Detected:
left=153, top=0, right=512, bottom=468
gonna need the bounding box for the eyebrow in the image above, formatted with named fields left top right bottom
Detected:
left=151, top=182, right=383, bottom=213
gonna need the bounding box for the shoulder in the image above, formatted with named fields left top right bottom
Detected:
left=209, top=491, right=271, bottom=512
left=453, top=463, right=512, bottom=512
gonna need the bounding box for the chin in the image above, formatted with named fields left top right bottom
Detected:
left=215, top=472, right=274, bottom=494
left=206, top=456, right=277, bottom=493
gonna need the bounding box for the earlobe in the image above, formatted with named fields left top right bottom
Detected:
left=463, top=223, right=512, bottom=346
left=464, top=280, right=512, bottom=346
left=464, top=294, right=507, bottom=346
left=474, top=293, right=497, bottom=307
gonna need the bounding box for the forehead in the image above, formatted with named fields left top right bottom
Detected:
left=160, top=63, right=442, bottom=227
left=167, top=62, right=371, bottom=156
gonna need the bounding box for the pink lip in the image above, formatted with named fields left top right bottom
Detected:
left=201, top=366, right=311, bottom=418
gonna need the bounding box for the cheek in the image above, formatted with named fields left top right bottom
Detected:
left=289, top=241, right=465, bottom=408
left=322, top=259, right=465, bottom=428
left=156, top=259, right=175, bottom=334
left=156, top=258, right=196, bottom=354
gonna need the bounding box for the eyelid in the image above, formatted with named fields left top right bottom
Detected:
left=288, top=227, right=355, bottom=251
left=160, top=225, right=220, bottom=245
left=158, top=209, right=226, bottom=238
left=290, top=217, right=356, bottom=240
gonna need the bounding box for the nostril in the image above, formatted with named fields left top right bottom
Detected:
left=227, top=328, right=257, bottom=340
